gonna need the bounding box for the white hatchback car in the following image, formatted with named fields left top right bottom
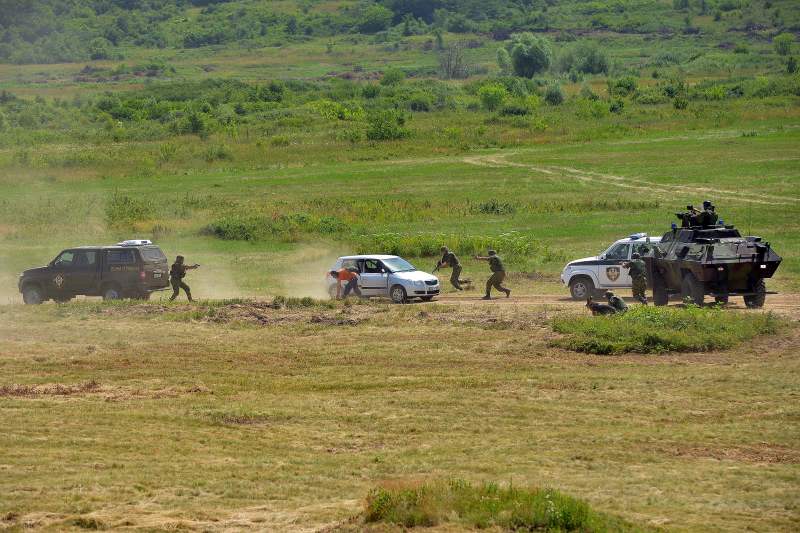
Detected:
left=327, top=255, right=440, bottom=303
left=560, top=233, right=661, bottom=300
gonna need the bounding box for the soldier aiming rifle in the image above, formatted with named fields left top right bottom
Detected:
left=169, top=255, right=199, bottom=302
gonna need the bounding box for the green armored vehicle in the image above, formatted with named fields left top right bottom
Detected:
left=644, top=212, right=781, bottom=308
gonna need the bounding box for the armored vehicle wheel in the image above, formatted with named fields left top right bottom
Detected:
left=652, top=272, right=668, bottom=307
left=22, top=285, right=44, bottom=305
left=390, top=285, right=407, bottom=304
left=744, top=279, right=766, bottom=309
left=680, top=273, right=704, bottom=306
left=102, top=285, right=122, bottom=301
left=568, top=276, right=594, bottom=300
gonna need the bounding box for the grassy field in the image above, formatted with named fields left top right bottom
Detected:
left=1, top=1, right=800, bottom=531
left=0, top=300, right=798, bottom=531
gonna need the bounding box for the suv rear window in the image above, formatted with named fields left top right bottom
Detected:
left=107, top=249, right=136, bottom=264
left=140, top=247, right=167, bottom=262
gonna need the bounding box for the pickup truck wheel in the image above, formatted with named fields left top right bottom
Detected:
left=652, top=272, right=668, bottom=307
left=568, top=276, right=594, bottom=300
left=22, top=285, right=44, bottom=305
left=680, top=273, right=704, bottom=306
left=743, top=279, right=766, bottom=309
left=390, top=285, right=407, bottom=304
left=102, top=285, right=122, bottom=301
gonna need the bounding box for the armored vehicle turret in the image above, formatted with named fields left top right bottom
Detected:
left=644, top=216, right=781, bottom=308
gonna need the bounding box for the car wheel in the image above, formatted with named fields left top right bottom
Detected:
left=680, top=272, right=704, bottom=306
left=102, top=285, right=122, bottom=301
left=743, top=279, right=766, bottom=309
left=390, top=285, right=407, bottom=304
left=22, top=285, right=44, bottom=305
left=568, top=276, right=594, bottom=300
left=652, top=271, right=668, bottom=307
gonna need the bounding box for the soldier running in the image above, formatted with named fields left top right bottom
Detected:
left=605, top=290, right=628, bottom=314
left=474, top=249, right=511, bottom=300
left=435, top=246, right=468, bottom=291
left=623, top=252, right=647, bottom=305
left=169, top=255, right=199, bottom=302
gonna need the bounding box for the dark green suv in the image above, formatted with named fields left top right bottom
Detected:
left=18, top=240, right=170, bottom=304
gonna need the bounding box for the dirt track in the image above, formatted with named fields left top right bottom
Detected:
left=434, top=292, right=800, bottom=316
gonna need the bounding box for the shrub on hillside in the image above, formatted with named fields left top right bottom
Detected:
left=366, top=109, right=410, bottom=141
left=364, top=479, right=634, bottom=531
left=774, top=33, right=793, bottom=56
left=552, top=305, right=783, bottom=355
left=505, top=33, right=552, bottom=78
left=544, top=84, right=564, bottom=106
left=478, top=83, right=508, bottom=111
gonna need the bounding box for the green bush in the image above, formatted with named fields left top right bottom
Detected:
left=380, top=68, right=405, bottom=86
left=105, top=192, right=155, bottom=226
left=366, top=109, right=410, bottom=141
left=544, top=84, right=564, bottom=106
left=506, top=33, right=552, bottom=78
left=364, top=479, right=637, bottom=531
left=552, top=305, right=783, bottom=355
left=478, top=83, right=508, bottom=111
left=774, top=33, right=793, bottom=56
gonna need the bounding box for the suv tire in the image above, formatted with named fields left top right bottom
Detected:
left=390, top=285, right=407, bottom=304
left=743, top=279, right=766, bottom=309
left=680, top=272, right=704, bottom=306
left=568, top=276, right=594, bottom=300
left=652, top=271, right=668, bottom=307
left=102, top=285, right=122, bottom=301
left=22, top=285, right=44, bottom=305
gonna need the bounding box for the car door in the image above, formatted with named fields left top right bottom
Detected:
left=598, top=243, right=631, bottom=287
left=64, top=250, right=99, bottom=293
left=358, top=259, right=389, bottom=296
left=48, top=250, right=75, bottom=296
left=104, top=248, right=139, bottom=289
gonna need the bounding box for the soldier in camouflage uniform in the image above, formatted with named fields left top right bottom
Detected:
left=605, top=290, right=628, bottom=314
left=436, top=246, right=468, bottom=290
left=474, top=250, right=511, bottom=300
left=623, top=252, right=647, bottom=305
left=169, top=255, right=199, bottom=302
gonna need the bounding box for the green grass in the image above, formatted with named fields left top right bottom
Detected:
left=363, top=479, right=645, bottom=531
left=552, top=306, right=785, bottom=355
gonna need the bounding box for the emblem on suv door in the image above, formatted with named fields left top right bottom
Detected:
left=606, top=266, right=620, bottom=282
left=54, top=274, right=64, bottom=288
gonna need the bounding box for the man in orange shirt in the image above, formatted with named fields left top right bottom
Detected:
left=329, top=268, right=362, bottom=299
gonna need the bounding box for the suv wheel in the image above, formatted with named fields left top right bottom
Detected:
left=568, top=276, right=594, bottom=300
left=102, top=285, right=122, bottom=301
left=680, top=272, right=704, bottom=306
left=390, top=285, right=407, bottom=304
left=22, top=285, right=44, bottom=305
left=743, top=279, right=766, bottom=309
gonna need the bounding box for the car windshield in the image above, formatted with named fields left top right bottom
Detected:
left=382, top=257, right=416, bottom=272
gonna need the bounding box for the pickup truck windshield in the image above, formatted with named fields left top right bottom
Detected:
left=383, top=257, right=416, bottom=272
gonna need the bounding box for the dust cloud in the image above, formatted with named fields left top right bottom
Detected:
left=151, top=258, right=246, bottom=302
left=273, top=245, right=346, bottom=299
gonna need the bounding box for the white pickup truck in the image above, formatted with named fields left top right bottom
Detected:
left=560, top=233, right=660, bottom=300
